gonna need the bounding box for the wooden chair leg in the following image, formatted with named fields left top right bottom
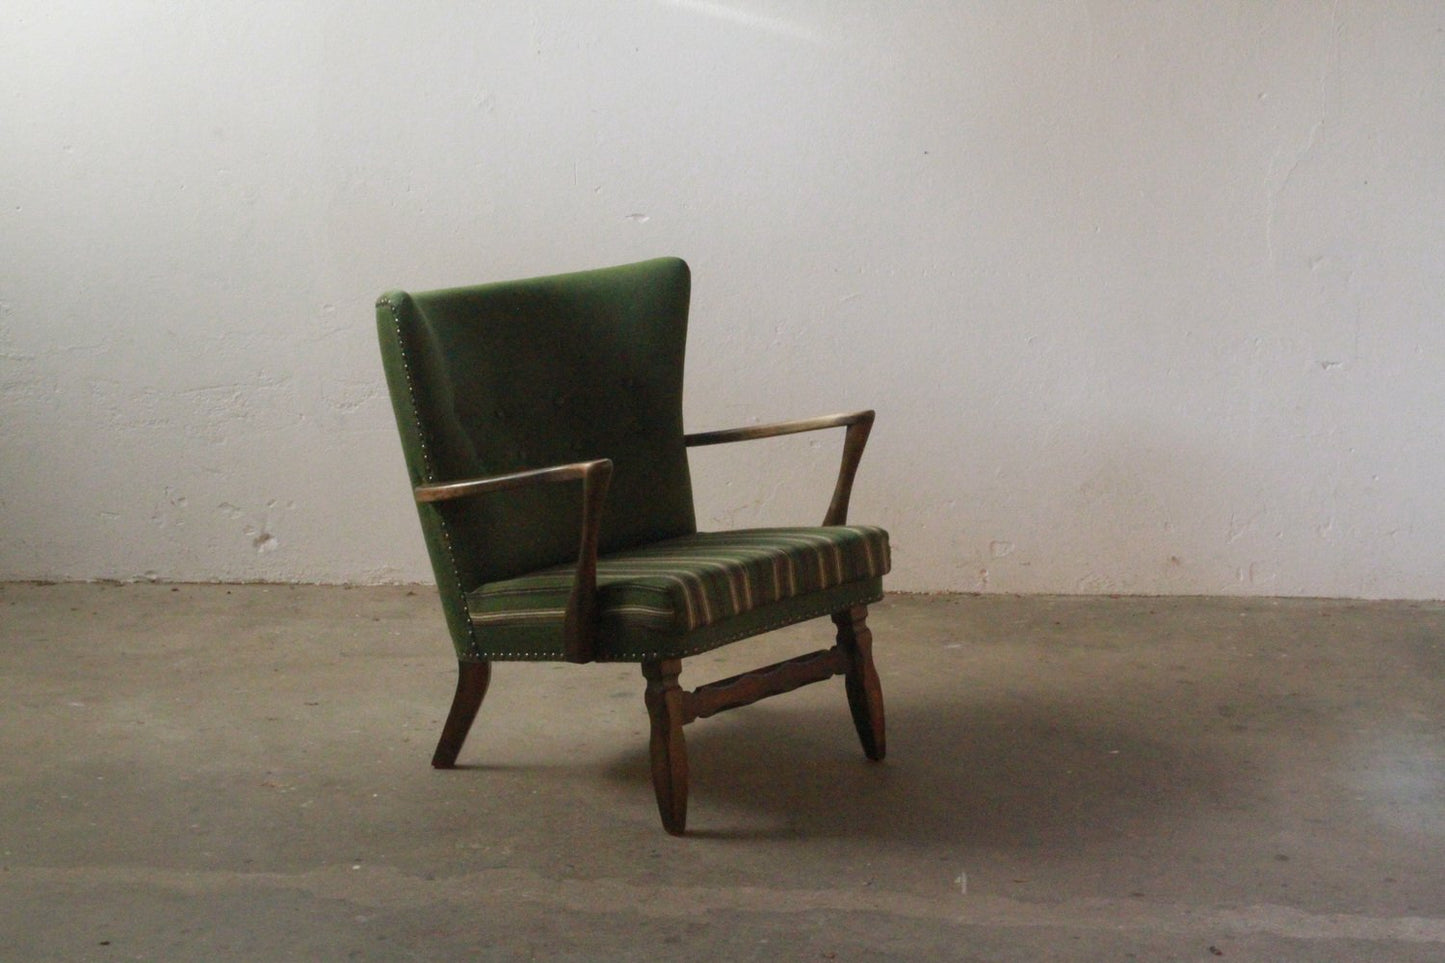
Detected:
left=833, top=605, right=886, bottom=761
left=642, top=658, right=689, bottom=835
left=432, top=659, right=491, bottom=768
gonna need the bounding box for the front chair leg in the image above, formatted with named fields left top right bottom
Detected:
left=432, top=659, right=492, bottom=768
left=642, top=658, right=690, bottom=835
left=833, top=605, right=886, bottom=761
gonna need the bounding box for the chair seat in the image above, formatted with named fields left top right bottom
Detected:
left=468, top=526, right=890, bottom=635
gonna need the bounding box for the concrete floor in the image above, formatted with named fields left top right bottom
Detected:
left=2, top=584, right=1444, bottom=961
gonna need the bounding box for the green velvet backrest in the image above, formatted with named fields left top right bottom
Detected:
left=376, top=257, right=698, bottom=658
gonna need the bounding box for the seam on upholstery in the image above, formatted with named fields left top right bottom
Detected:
left=385, top=298, right=481, bottom=657
left=471, top=608, right=568, bottom=624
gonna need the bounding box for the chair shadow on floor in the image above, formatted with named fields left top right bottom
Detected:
left=601, top=689, right=1251, bottom=844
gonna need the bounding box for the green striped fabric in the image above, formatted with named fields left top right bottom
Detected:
left=467, top=526, right=889, bottom=634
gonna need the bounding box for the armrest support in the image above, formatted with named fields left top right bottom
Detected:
left=414, top=458, right=613, bottom=663
left=684, top=409, right=875, bottom=525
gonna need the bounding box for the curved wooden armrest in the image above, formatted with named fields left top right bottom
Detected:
left=684, top=410, right=875, bottom=526
left=415, top=460, right=612, bottom=503
left=414, top=459, right=613, bottom=664
left=683, top=410, right=873, bottom=447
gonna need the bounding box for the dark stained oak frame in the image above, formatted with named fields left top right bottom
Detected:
left=416, top=410, right=885, bottom=834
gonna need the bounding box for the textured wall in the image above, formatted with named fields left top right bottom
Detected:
left=3, top=2, right=1444, bottom=596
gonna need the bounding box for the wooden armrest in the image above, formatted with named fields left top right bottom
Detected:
left=684, top=410, right=875, bottom=526
left=414, top=459, right=613, bottom=664
left=415, top=459, right=611, bottom=503
left=683, top=410, right=873, bottom=447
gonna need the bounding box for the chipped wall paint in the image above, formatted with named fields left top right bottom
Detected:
left=3, top=2, right=1444, bottom=597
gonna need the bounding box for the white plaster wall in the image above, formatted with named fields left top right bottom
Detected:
left=3, top=2, right=1444, bottom=596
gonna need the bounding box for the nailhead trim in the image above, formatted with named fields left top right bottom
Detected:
left=384, top=297, right=480, bottom=655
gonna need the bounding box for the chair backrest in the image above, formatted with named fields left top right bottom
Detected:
left=377, top=258, right=697, bottom=654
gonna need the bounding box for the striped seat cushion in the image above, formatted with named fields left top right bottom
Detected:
left=467, top=526, right=889, bottom=634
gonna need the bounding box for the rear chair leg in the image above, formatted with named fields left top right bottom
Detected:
left=432, top=660, right=491, bottom=768
left=642, top=658, right=689, bottom=835
left=833, top=605, right=886, bottom=761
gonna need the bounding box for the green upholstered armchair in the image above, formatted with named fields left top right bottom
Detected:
left=376, top=257, right=889, bottom=834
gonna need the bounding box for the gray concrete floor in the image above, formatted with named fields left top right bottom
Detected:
left=3, top=584, right=1444, bottom=961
